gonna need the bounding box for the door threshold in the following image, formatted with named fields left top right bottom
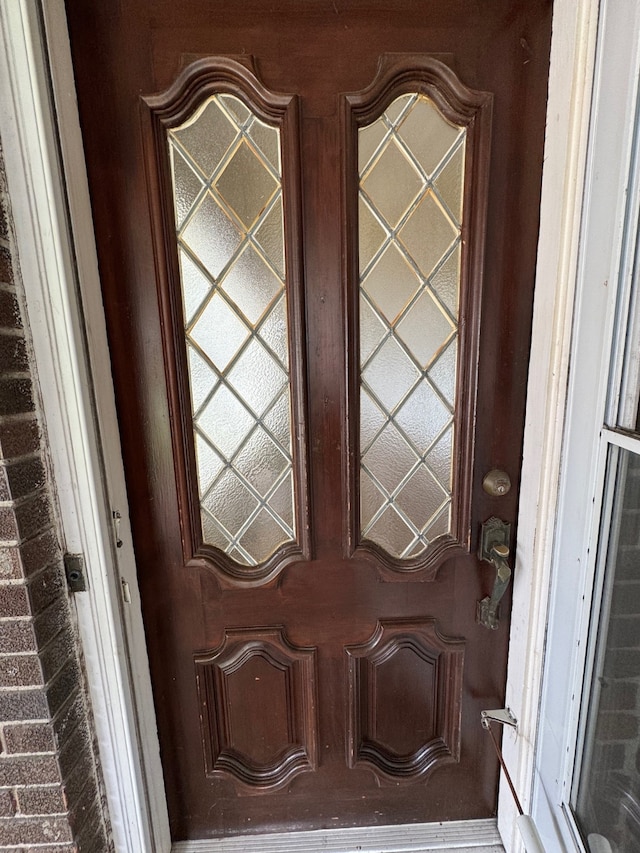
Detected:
left=171, top=818, right=504, bottom=852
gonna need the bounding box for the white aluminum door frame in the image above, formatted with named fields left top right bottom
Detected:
left=531, top=2, right=640, bottom=850
left=0, top=1, right=600, bottom=850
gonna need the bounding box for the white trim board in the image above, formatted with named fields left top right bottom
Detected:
left=0, top=1, right=170, bottom=851
left=171, top=820, right=503, bottom=853
left=499, top=1, right=600, bottom=851
left=0, top=0, right=600, bottom=851
left=531, top=2, right=640, bottom=850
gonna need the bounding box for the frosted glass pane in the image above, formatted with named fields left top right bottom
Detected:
left=359, top=198, right=387, bottom=273
left=233, top=427, right=288, bottom=496
left=362, top=337, right=420, bottom=412
left=362, top=139, right=423, bottom=227
left=221, top=245, right=282, bottom=325
left=181, top=192, right=242, bottom=279
left=227, top=339, right=287, bottom=417
left=190, top=292, right=249, bottom=372
left=360, top=297, right=387, bottom=370
left=434, top=142, right=465, bottom=224
left=362, top=424, right=419, bottom=494
left=399, top=190, right=457, bottom=279
left=396, top=289, right=455, bottom=369
left=360, top=389, right=387, bottom=452
left=170, top=147, right=204, bottom=228
left=172, top=98, right=237, bottom=179
left=358, top=93, right=465, bottom=558
left=366, top=506, right=416, bottom=557
left=361, top=470, right=385, bottom=529
left=216, top=140, right=278, bottom=229
left=431, top=246, right=460, bottom=317
left=239, top=508, right=291, bottom=564
left=362, top=243, right=421, bottom=324
left=179, top=249, right=211, bottom=325
left=397, top=96, right=461, bottom=176
left=255, top=198, right=285, bottom=277
left=202, top=469, right=259, bottom=537
left=169, top=94, right=295, bottom=566
left=262, top=391, right=293, bottom=454
left=395, top=382, right=452, bottom=454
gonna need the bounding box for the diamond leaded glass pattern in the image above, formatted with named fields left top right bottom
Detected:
left=359, top=93, right=465, bottom=559
left=168, top=94, right=295, bottom=566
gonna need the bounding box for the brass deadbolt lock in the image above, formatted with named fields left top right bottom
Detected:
left=482, top=469, right=511, bottom=497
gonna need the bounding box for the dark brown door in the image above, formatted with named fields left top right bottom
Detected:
left=65, top=0, right=552, bottom=842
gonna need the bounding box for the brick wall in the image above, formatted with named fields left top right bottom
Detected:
left=0, top=143, right=112, bottom=851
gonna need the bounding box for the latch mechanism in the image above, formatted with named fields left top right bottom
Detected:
left=477, top=517, right=512, bottom=630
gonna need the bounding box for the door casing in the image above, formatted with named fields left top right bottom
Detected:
left=0, top=0, right=600, bottom=850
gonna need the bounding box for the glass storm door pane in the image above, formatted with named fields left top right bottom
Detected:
left=168, top=94, right=295, bottom=567
left=575, top=449, right=640, bottom=851
left=359, top=93, right=465, bottom=559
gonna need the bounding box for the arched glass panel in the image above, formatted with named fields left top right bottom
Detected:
left=168, top=94, right=295, bottom=566
left=359, top=93, right=465, bottom=559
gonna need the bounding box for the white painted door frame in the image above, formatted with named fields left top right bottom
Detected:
left=531, top=3, right=640, bottom=850
left=0, top=1, right=600, bottom=850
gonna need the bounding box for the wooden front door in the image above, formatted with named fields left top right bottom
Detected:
left=65, top=0, right=552, bottom=842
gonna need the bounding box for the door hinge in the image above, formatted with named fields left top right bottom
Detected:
left=64, top=553, right=87, bottom=592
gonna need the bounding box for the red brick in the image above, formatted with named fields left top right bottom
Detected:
left=0, top=814, right=72, bottom=844
left=3, top=721, right=55, bottom=755
left=0, top=333, right=27, bottom=373
left=27, top=562, right=66, bottom=617
left=15, top=785, right=66, bottom=816
left=0, top=756, right=60, bottom=787
left=0, top=789, right=15, bottom=817
left=0, top=288, right=21, bottom=327
left=0, top=689, right=48, bottom=722
left=0, top=250, right=13, bottom=287
left=13, top=491, right=51, bottom=544
left=0, top=619, right=36, bottom=653
left=0, top=584, right=29, bottom=617
left=0, top=546, right=21, bottom=580
left=0, top=378, right=34, bottom=416
left=0, top=653, right=43, bottom=688
left=0, top=458, right=46, bottom=502
left=41, top=629, right=75, bottom=686
left=33, top=598, right=72, bottom=650
left=0, top=508, right=19, bottom=543
left=20, top=529, right=62, bottom=579
left=0, top=418, right=40, bottom=460
left=46, top=658, right=82, bottom=719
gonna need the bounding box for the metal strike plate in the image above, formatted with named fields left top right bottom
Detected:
left=64, top=553, right=87, bottom=593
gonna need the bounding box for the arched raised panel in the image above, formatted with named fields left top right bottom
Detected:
left=195, top=627, right=318, bottom=792
left=345, top=619, right=465, bottom=784
left=142, top=57, right=309, bottom=587
left=344, top=56, right=493, bottom=577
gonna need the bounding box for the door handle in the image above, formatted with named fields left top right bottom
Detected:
left=477, top=517, right=512, bottom=630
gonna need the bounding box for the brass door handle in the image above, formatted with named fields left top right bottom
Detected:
left=477, top=517, right=513, bottom=630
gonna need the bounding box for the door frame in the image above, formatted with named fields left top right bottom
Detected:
left=0, top=1, right=599, bottom=850
left=531, top=2, right=640, bottom=849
